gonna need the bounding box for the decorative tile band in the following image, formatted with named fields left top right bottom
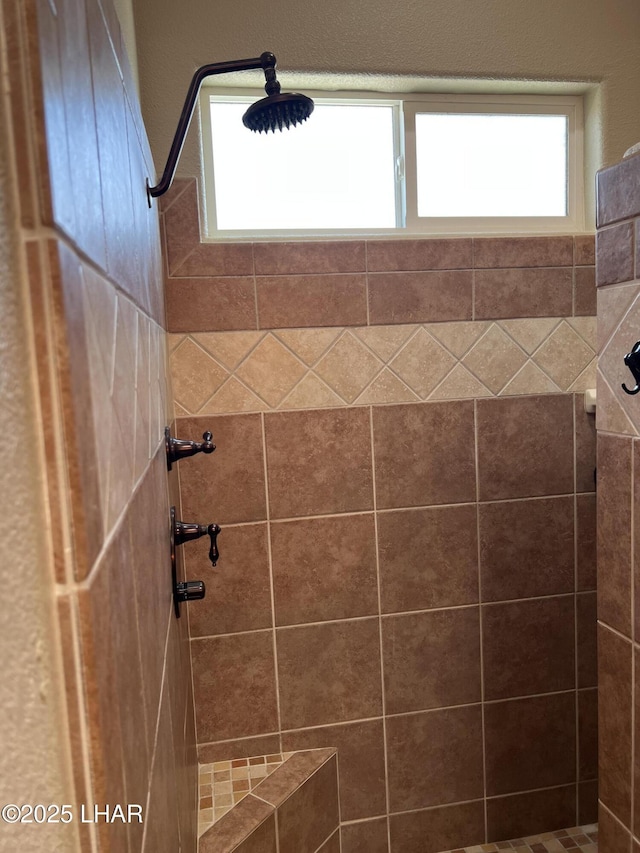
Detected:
left=198, top=752, right=294, bottom=836
left=443, top=825, right=598, bottom=853
left=169, top=317, right=596, bottom=415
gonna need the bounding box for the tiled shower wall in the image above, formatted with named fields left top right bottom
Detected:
left=3, top=1, right=197, bottom=851
left=595, top=149, right=640, bottom=853
left=164, top=179, right=598, bottom=852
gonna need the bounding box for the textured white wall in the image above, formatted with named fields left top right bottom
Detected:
left=0, top=27, right=77, bottom=853
left=133, top=0, right=640, bottom=225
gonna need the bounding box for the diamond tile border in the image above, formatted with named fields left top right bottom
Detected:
left=443, top=824, right=598, bottom=853
left=170, top=318, right=597, bottom=415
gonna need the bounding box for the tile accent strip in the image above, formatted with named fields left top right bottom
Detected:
left=169, top=318, right=596, bottom=415
left=443, top=824, right=598, bottom=853
left=198, top=752, right=294, bottom=836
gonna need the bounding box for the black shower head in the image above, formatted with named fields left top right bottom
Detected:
left=243, top=91, right=314, bottom=133
left=243, top=52, right=314, bottom=133
left=147, top=51, right=313, bottom=200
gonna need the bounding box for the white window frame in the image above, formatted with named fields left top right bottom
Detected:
left=199, top=88, right=585, bottom=239
left=403, top=93, right=584, bottom=234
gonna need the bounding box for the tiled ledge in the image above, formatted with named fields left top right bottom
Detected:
left=198, top=749, right=339, bottom=853
left=169, top=318, right=596, bottom=415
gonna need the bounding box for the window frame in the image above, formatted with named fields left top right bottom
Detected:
left=403, top=93, right=584, bottom=234
left=199, top=88, right=585, bottom=239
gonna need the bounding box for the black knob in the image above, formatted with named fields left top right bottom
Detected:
left=176, top=580, right=206, bottom=602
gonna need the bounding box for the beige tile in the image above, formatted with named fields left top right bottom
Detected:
left=427, top=321, right=490, bottom=358
left=597, top=283, right=639, bottom=352
left=500, top=361, right=561, bottom=396
left=429, top=364, right=492, bottom=400
left=462, top=325, right=528, bottom=394
left=279, top=373, right=343, bottom=409
left=167, top=333, right=185, bottom=352
left=390, top=328, right=457, bottom=398
left=568, top=359, right=597, bottom=393
left=171, top=338, right=228, bottom=413
left=596, top=371, right=637, bottom=436
left=355, top=369, right=420, bottom=404
left=236, top=335, right=307, bottom=407
left=567, top=317, right=597, bottom=349
left=315, top=332, right=384, bottom=402
left=498, top=318, right=561, bottom=354
left=354, top=324, right=418, bottom=360
left=199, top=377, right=265, bottom=414
left=274, top=328, right=342, bottom=365
left=533, top=322, right=595, bottom=390
left=194, top=331, right=265, bottom=370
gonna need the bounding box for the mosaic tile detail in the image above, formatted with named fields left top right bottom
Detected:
left=170, top=318, right=597, bottom=415
left=444, top=824, right=598, bottom=853
left=198, top=752, right=295, bottom=837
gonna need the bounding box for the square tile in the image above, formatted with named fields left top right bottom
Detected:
left=271, top=514, right=378, bottom=625
left=265, top=408, right=373, bottom=519
left=386, top=706, right=484, bottom=811
left=281, top=719, right=386, bottom=821
left=378, top=504, right=479, bottom=613
left=373, top=401, right=476, bottom=509
left=382, top=607, right=481, bottom=714
left=191, top=632, right=278, bottom=742
left=187, top=523, right=272, bottom=636
left=476, top=395, right=573, bottom=500
left=484, top=693, right=576, bottom=796
left=482, top=597, right=575, bottom=700
left=178, top=414, right=267, bottom=524
left=479, top=497, right=574, bottom=601
left=276, top=619, right=382, bottom=729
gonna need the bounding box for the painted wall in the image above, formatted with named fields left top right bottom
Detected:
left=1, top=0, right=198, bottom=849
left=134, top=0, right=640, bottom=225
left=0, top=8, right=77, bottom=850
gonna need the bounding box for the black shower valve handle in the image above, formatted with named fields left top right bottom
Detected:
left=208, top=524, right=221, bottom=567
left=165, top=426, right=215, bottom=470
left=175, top=519, right=221, bottom=568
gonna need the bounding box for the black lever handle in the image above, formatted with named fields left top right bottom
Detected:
left=165, top=426, right=215, bottom=470
left=175, top=519, right=221, bottom=568
left=622, top=341, right=640, bottom=395
left=170, top=506, right=220, bottom=618
left=208, top=524, right=221, bottom=566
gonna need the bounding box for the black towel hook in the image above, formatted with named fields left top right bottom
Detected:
left=622, top=340, right=640, bottom=395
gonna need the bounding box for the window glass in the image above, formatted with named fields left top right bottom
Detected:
left=209, top=101, right=397, bottom=230
left=415, top=112, right=567, bottom=217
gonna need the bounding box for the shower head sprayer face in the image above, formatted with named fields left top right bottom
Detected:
left=242, top=91, right=314, bottom=133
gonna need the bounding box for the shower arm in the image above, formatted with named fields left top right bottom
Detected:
left=147, top=52, right=277, bottom=202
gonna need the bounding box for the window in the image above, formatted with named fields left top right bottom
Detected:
left=200, top=91, right=584, bottom=237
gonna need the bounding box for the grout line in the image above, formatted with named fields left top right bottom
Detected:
left=368, top=405, right=392, bottom=852
left=260, top=411, right=283, bottom=754
left=365, top=240, right=370, bottom=326
left=207, top=489, right=591, bottom=533
left=632, top=439, right=636, bottom=839
left=474, top=399, right=489, bottom=843
left=189, top=592, right=585, bottom=642
left=573, top=393, right=580, bottom=825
